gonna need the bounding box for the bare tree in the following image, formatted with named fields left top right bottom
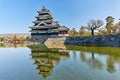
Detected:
left=87, top=19, right=104, bottom=36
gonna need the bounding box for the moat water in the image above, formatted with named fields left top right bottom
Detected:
left=0, top=44, right=120, bottom=80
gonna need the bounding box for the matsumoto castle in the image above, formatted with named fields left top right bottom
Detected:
left=29, top=6, right=69, bottom=42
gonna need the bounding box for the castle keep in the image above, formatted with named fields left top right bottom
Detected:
left=29, top=6, right=69, bottom=43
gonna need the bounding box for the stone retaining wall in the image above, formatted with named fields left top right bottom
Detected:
left=45, top=36, right=66, bottom=45
left=30, top=34, right=120, bottom=47
left=30, top=35, right=49, bottom=43
left=64, top=34, right=120, bottom=47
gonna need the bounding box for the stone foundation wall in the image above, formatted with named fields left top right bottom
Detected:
left=30, top=35, right=49, bottom=43
left=64, top=34, right=120, bottom=47
left=30, top=34, right=120, bottom=47
left=29, top=35, right=59, bottom=43
left=45, top=36, right=66, bottom=45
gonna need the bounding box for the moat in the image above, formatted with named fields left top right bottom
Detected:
left=0, top=44, right=120, bottom=80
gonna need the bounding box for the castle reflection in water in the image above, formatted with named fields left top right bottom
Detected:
left=1, top=43, right=120, bottom=80
left=28, top=44, right=70, bottom=79
left=28, top=44, right=120, bottom=79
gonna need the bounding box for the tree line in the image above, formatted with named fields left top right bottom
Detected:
left=69, top=16, right=120, bottom=36
left=0, top=35, right=30, bottom=43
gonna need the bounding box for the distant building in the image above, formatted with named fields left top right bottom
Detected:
left=29, top=6, right=69, bottom=42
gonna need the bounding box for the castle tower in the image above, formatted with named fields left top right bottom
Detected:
left=29, top=6, right=69, bottom=43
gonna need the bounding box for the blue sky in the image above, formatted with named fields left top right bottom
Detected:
left=0, top=0, right=120, bottom=33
